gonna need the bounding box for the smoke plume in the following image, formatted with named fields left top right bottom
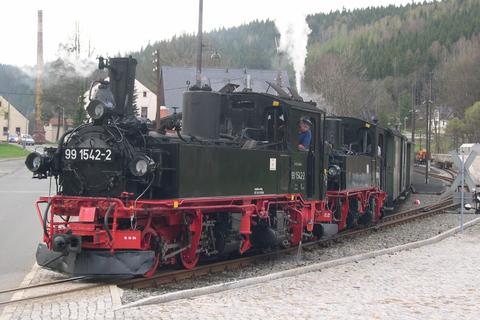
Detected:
left=275, top=13, right=311, bottom=93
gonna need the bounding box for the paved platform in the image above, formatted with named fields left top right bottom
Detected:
left=411, top=170, right=446, bottom=194
left=2, top=223, right=479, bottom=319
left=121, top=223, right=480, bottom=320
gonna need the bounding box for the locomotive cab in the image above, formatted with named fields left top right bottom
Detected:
left=326, top=117, right=379, bottom=191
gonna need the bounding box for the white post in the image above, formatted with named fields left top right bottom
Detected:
left=460, top=150, right=465, bottom=232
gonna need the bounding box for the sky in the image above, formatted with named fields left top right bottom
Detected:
left=1, top=0, right=415, bottom=67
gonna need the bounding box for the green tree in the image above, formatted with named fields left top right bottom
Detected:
left=445, top=117, right=466, bottom=148
left=73, top=94, right=87, bottom=126
left=464, top=101, right=480, bottom=142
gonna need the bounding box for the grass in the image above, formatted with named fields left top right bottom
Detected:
left=0, top=143, right=30, bottom=159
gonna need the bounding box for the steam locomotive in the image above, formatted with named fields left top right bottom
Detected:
left=26, top=57, right=412, bottom=277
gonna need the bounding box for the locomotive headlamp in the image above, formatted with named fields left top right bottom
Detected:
left=328, top=165, right=341, bottom=177
left=87, top=100, right=114, bottom=120
left=129, top=155, right=155, bottom=177
left=25, top=152, right=47, bottom=173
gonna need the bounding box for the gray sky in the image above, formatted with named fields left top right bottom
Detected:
left=1, top=0, right=414, bottom=67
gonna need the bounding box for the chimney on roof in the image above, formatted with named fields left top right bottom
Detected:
left=195, top=0, right=203, bottom=87
left=33, top=10, right=46, bottom=143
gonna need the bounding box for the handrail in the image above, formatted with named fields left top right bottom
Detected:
left=104, top=203, right=116, bottom=241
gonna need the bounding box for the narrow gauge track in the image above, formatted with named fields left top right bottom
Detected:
left=119, top=197, right=455, bottom=290
left=414, top=167, right=455, bottom=184
left=0, top=276, right=87, bottom=296
left=443, top=168, right=457, bottom=180
left=0, top=199, right=456, bottom=305
left=0, top=276, right=105, bottom=307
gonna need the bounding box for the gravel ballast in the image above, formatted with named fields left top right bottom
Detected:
left=121, top=195, right=475, bottom=304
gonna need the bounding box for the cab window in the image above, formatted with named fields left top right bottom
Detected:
left=264, top=107, right=286, bottom=144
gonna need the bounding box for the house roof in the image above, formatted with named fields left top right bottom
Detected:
left=83, top=79, right=157, bottom=105
left=161, top=66, right=290, bottom=110
left=0, top=96, right=28, bottom=119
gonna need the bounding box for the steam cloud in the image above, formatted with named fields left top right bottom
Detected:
left=54, top=55, right=97, bottom=78
left=275, top=13, right=311, bottom=93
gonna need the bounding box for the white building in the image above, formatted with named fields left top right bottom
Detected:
left=431, top=109, right=448, bottom=134
left=84, top=79, right=168, bottom=121
left=44, top=118, right=74, bottom=143
left=0, top=96, right=29, bottom=142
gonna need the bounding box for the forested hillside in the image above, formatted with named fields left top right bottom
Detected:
left=130, top=20, right=291, bottom=91
left=130, top=0, right=480, bottom=128
left=304, top=0, right=480, bottom=125
left=0, top=64, right=34, bottom=115
left=2, top=0, right=480, bottom=138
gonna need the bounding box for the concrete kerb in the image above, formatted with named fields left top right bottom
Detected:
left=117, top=215, right=480, bottom=310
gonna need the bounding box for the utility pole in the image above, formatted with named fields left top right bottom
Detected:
left=55, top=107, right=62, bottom=142
left=411, top=84, right=415, bottom=145
left=434, top=109, right=440, bottom=153
left=195, top=0, right=203, bottom=87
left=153, top=49, right=165, bottom=131
left=425, top=73, right=433, bottom=184
left=460, top=150, right=465, bottom=232
left=274, top=37, right=283, bottom=87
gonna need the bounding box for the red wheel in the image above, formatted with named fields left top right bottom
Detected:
left=179, top=250, right=199, bottom=269
left=177, top=212, right=202, bottom=269
left=142, top=228, right=161, bottom=277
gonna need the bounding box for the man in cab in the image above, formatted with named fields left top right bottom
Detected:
left=298, top=118, right=312, bottom=151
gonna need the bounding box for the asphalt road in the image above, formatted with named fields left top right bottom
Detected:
left=0, top=158, right=48, bottom=300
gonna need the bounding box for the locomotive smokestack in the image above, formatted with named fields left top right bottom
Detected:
left=107, top=57, right=137, bottom=117
left=195, top=0, right=203, bottom=87
left=33, top=10, right=46, bottom=143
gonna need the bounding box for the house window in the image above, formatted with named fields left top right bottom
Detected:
left=143, top=91, right=147, bottom=98
left=2, top=127, right=7, bottom=136
left=141, top=107, right=148, bottom=118
left=3, top=112, right=7, bottom=120
left=16, top=127, right=20, bottom=134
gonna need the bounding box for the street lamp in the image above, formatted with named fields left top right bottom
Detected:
left=152, top=49, right=165, bottom=130
left=55, top=106, right=64, bottom=142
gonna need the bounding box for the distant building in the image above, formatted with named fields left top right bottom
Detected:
left=44, top=118, right=74, bottom=143
left=84, top=79, right=169, bottom=121
left=0, top=96, right=29, bottom=142
left=432, top=106, right=453, bottom=135
left=161, top=66, right=290, bottom=110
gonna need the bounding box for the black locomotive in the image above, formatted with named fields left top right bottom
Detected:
left=26, top=57, right=411, bottom=276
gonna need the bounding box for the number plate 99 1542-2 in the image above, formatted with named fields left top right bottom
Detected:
left=63, top=148, right=113, bottom=162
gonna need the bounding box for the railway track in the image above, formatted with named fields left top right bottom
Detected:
left=443, top=168, right=457, bottom=180
left=118, top=197, right=456, bottom=290
left=0, top=198, right=456, bottom=305
left=0, top=276, right=107, bottom=307
left=414, top=167, right=456, bottom=184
